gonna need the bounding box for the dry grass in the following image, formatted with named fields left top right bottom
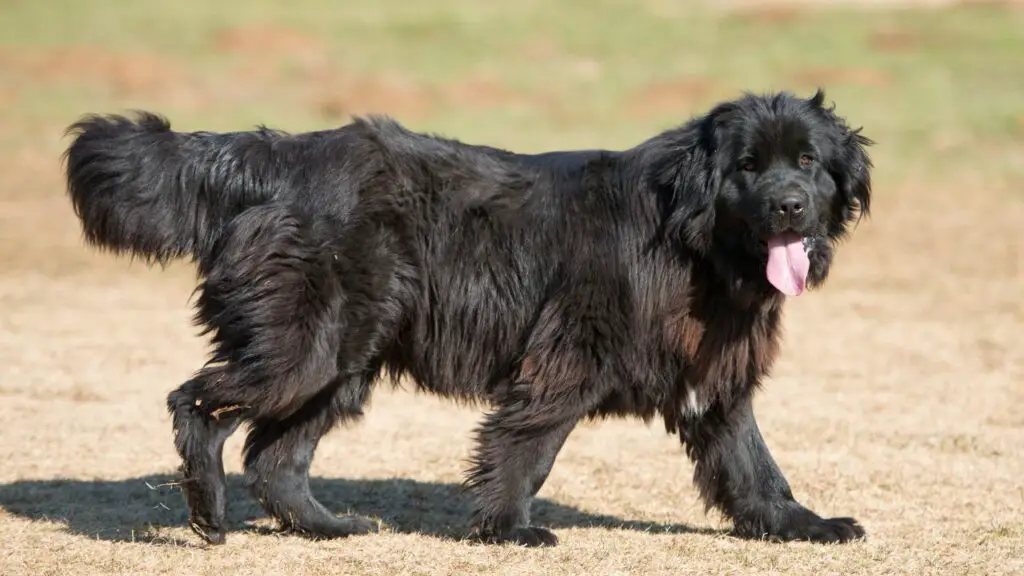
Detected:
left=1, top=1, right=1023, bottom=574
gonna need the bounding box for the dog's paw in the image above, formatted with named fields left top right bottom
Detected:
left=735, top=504, right=865, bottom=544
left=478, top=526, right=560, bottom=547
left=183, top=484, right=229, bottom=546
left=288, top=514, right=380, bottom=539
left=772, top=513, right=865, bottom=544
left=188, top=515, right=228, bottom=546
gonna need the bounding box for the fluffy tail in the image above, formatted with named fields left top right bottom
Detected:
left=63, top=112, right=281, bottom=264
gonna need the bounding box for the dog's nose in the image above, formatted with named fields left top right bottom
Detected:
left=772, top=194, right=805, bottom=217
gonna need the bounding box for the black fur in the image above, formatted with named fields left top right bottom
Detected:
left=63, top=89, right=873, bottom=547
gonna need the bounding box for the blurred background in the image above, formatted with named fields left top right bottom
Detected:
left=0, top=1, right=1021, bottom=575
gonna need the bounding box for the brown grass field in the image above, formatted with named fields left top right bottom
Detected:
left=1, top=0, right=1022, bottom=574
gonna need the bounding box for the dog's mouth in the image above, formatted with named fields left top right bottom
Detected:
left=763, top=232, right=812, bottom=296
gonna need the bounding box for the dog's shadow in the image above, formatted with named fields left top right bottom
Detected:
left=0, top=474, right=719, bottom=546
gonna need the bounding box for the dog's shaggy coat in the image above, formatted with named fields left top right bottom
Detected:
left=63, top=89, right=873, bottom=547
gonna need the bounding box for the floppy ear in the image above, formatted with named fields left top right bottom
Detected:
left=838, top=129, right=874, bottom=220
left=809, top=89, right=874, bottom=221
left=651, top=105, right=731, bottom=255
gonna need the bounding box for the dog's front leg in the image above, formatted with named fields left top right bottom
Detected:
left=680, top=392, right=865, bottom=543
left=465, top=409, right=576, bottom=547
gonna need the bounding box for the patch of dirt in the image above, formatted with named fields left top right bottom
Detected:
left=519, top=36, right=562, bottom=61
left=210, top=24, right=331, bottom=88
left=314, top=73, right=439, bottom=121
left=0, top=385, right=105, bottom=403
left=209, top=25, right=535, bottom=121
left=443, top=77, right=528, bottom=110
left=961, top=0, right=1024, bottom=5
left=724, top=6, right=804, bottom=24
left=0, top=87, right=14, bottom=109
left=211, top=24, right=326, bottom=61
left=209, top=26, right=575, bottom=122
left=516, top=37, right=602, bottom=81
left=790, top=67, right=892, bottom=88
left=313, top=72, right=552, bottom=121
left=1013, top=116, right=1024, bottom=136
left=718, top=0, right=963, bottom=10
left=623, top=78, right=718, bottom=118
left=0, top=46, right=188, bottom=98
left=868, top=29, right=922, bottom=52
left=203, top=25, right=436, bottom=121
left=717, top=0, right=1024, bottom=18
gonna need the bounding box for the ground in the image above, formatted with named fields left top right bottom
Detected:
left=1, top=1, right=1022, bottom=575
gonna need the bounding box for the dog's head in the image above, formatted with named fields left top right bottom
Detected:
left=652, top=89, right=873, bottom=297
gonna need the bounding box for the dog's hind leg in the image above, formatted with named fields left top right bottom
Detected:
left=177, top=203, right=353, bottom=543
left=179, top=202, right=413, bottom=542
left=167, top=369, right=243, bottom=545
left=242, top=374, right=378, bottom=539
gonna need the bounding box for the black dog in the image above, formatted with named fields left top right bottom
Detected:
left=62, top=89, right=873, bottom=547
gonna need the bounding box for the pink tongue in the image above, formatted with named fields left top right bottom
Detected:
left=766, top=232, right=809, bottom=296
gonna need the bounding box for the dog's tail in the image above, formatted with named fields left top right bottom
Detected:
left=63, top=112, right=281, bottom=264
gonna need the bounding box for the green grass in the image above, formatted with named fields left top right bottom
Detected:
left=2, top=1, right=1022, bottom=181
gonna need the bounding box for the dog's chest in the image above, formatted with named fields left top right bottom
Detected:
left=664, top=300, right=782, bottom=414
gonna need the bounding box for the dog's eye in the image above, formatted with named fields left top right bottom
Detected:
left=798, top=154, right=814, bottom=168
left=739, top=159, right=756, bottom=172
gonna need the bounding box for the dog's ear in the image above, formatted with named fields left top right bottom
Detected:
left=838, top=129, right=873, bottom=220
left=808, top=87, right=827, bottom=109
left=651, top=103, right=733, bottom=254
left=809, top=89, right=874, bottom=220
